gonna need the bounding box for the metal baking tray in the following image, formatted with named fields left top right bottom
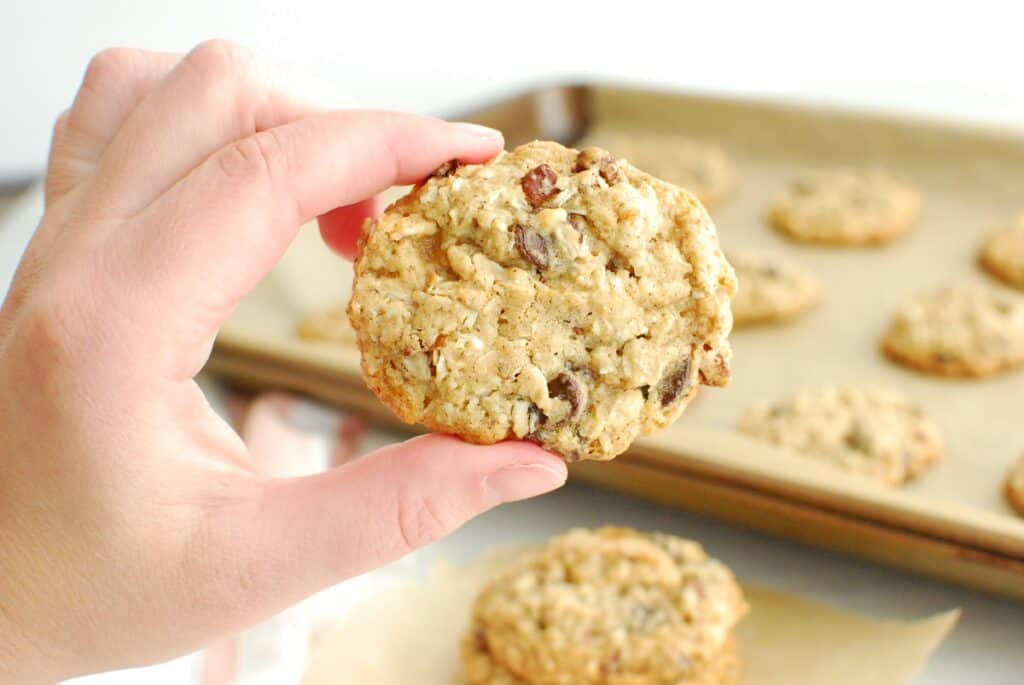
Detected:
left=207, top=84, right=1024, bottom=599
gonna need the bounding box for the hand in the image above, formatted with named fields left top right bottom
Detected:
left=0, top=41, right=566, bottom=683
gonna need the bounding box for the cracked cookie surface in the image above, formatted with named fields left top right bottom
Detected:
left=728, top=251, right=821, bottom=326
left=348, top=141, right=736, bottom=461
left=980, top=215, right=1024, bottom=290
left=461, top=527, right=747, bottom=685
left=769, top=168, right=921, bottom=245
left=738, top=385, right=942, bottom=485
left=578, top=130, right=735, bottom=209
left=881, top=284, right=1024, bottom=377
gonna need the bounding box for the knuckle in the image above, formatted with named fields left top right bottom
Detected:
left=44, top=166, right=72, bottom=207
left=82, top=47, right=139, bottom=88
left=214, top=130, right=286, bottom=184
left=215, top=136, right=264, bottom=181
left=52, top=109, right=70, bottom=138
left=10, top=290, right=83, bottom=374
left=185, top=39, right=250, bottom=83
left=396, top=493, right=450, bottom=552
left=46, top=112, right=74, bottom=199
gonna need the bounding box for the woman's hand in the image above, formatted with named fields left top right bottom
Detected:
left=0, top=41, right=566, bottom=683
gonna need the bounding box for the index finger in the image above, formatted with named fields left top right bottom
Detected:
left=116, top=111, right=503, bottom=378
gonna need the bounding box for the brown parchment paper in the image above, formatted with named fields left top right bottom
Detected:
left=300, top=551, right=958, bottom=685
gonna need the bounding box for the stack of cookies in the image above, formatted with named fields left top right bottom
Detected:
left=461, top=527, right=748, bottom=685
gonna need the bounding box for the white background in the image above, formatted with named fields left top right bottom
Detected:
left=2, top=1, right=1023, bottom=182
left=3, top=2, right=1024, bottom=682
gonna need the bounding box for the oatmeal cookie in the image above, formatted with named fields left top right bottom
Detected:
left=348, top=141, right=736, bottom=461
left=881, top=284, right=1024, bottom=377
left=728, top=251, right=821, bottom=326
left=979, top=215, right=1024, bottom=290
left=461, top=527, right=747, bottom=685
left=1006, top=455, right=1024, bottom=517
left=738, top=385, right=943, bottom=485
left=297, top=303, right=356, bottom=344
left=578, top=130, right=734, bottom=208
left=769, top=168, right=921, bottom=245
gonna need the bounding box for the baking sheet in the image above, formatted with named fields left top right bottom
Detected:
left=300, top=550, right=958, bottom=685
left=210, top=85, right=1024, bottom=592
left=575, top=88, right=1024, bottom=554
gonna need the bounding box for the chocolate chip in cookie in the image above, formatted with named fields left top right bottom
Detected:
left=547, top=371, right=587, bottom=423
left=521, top=164, right=559, bottom=207
left=513, top=223, right=551, bottom=271
left=431, top=159, right=461, bottom=178
left=658, top=358, right=693, bottom=407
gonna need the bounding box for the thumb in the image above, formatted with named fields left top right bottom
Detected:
left=215, top=434, right=566, bottom=626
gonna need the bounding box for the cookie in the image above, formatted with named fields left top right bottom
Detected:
left=462, top=635, right=739, bottom=685
left=768, top=168, right=921, bottom=245
left=348, top=141, right=737, bottom=461
left=461, top=527, right=747, bottom=685
left=738, top=385, right=942, bottom=485
left=979, top=215, right=1024, bottom=290
left=881, top=284, right=1024, bottom=377
left=1006, top=455, right=1024, bottom=517
left=577, top=131, right=735, bottom=208
left=297, top=303, right=356, bottom=344
left=728, top=251, right=821, bottom=326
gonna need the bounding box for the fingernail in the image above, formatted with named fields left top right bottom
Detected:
left=483, top=462, right=567, bottom=504
left=452, top=122, right=503, bottom=139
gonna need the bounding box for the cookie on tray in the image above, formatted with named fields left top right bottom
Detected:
left=881, top=284, right=1024, bottom=377
left=1006, top=455, right=1024, bottom=517
left=768, top=168, right=921, bottom=246
left=578, top=131, right=735, bottom=208
left=297, top=303, right=356, bottom=345
left=348, top=141, right=737, bottom=461
left=728, top=250, right=821, bottom=327
left=461, top=527, right=747, bottom=685
left=738, top=385, right=943, bottom=485
left=979, top=215, right=1024, bottom=290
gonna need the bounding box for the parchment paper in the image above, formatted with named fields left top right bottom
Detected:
left=301, top=551, right=958, bottom=685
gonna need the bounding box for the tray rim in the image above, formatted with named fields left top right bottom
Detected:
left=444, top=79, right=1024, bottom=149
left=211, top=334, right=1024, bottom=560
